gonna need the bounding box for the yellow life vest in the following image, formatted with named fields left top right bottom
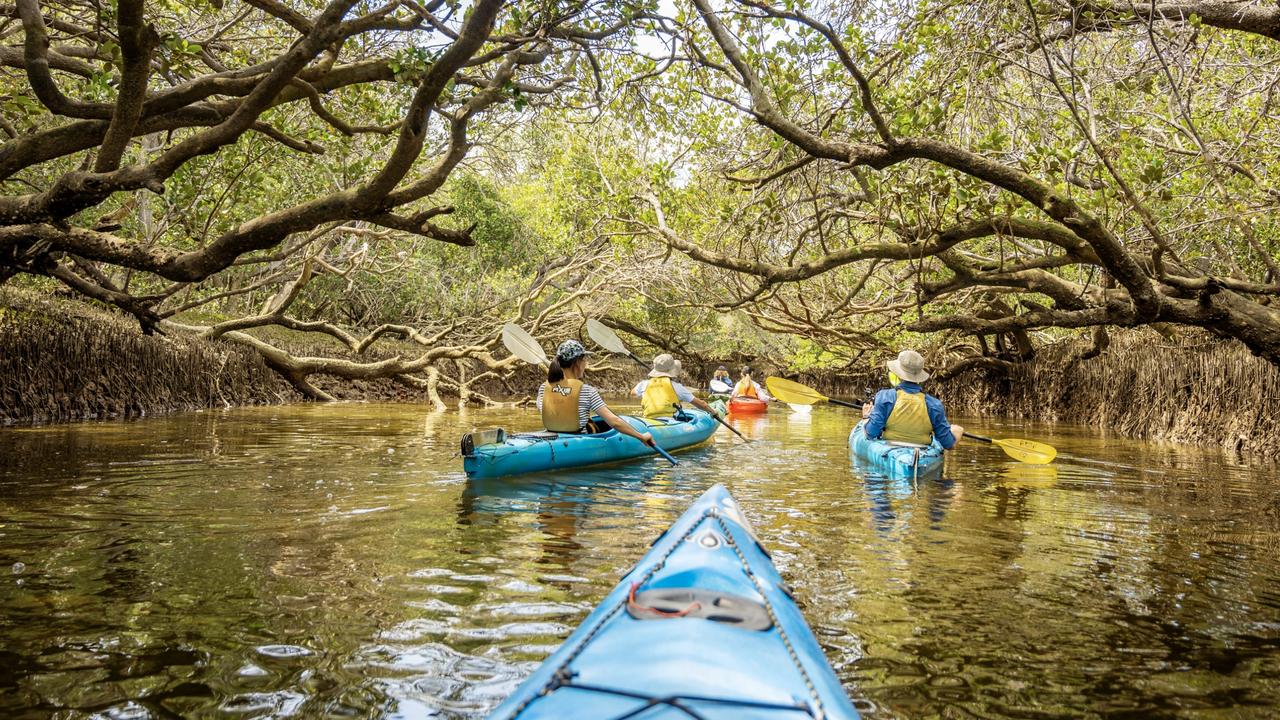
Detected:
left=881, top=389, right=933, bottom=445
left=641, top=377, right=681, bottom=418
left=733, top=378, right=758, bottom=398
left=542, top=379, right=583, bottom=432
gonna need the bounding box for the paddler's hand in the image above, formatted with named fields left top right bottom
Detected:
left=640, top=432, right=655, bottom=446
left=861, top=402, right=872, bottom=418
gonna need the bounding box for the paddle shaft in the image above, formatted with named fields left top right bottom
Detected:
left=682, top=401, right=748, bottom=442
left=825, top=397, right=862, bottom=409
left=647, top=439, right=678, bottom=465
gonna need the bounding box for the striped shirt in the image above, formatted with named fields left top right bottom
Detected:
left=536, top=382, right=606, bottom=431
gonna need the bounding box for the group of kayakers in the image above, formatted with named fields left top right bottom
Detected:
left=538, top=337, right=961, bottom=452
left=706, top=364, right=773, bottom=402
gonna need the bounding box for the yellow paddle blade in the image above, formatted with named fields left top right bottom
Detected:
left=765, top=377, right=828, bottom=405
left=993, top=438, right=1057, bottom=464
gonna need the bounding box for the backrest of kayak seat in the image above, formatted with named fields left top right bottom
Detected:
left=627, top=588, right=773, bottom=631
left=462, top=427, right=506, bottom=455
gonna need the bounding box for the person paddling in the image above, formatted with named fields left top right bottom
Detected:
left=632, top=354, right=723, bottom=419
left=539, top=340, right=654, bottom=447
left=860, top=350, right=964, bottom=448
left=732, top=366, right=773, bottom=401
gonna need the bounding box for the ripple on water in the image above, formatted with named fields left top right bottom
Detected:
left=219, top=690, right=307, bottom=716
left=88, top=700, right=153, bottom=720
left=255, top=644, right=314, bottom=659
left=480, top=601, right=589, bottom=619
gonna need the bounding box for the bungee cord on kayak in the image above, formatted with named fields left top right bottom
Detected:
left=535, top=675, right=823, bottom=720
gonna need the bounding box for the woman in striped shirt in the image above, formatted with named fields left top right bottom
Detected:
left=537, top=340, right=655, bottom=446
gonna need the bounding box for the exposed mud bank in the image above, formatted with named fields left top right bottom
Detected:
left=934, top=333, right=1280, bottom=456
left=1, top=291, right=299, bottom=424
left=7, top=292, right=1277, bottom=457
left=799, top=332, right=1280, bottom=457
left=0, top=290, right=624, bottom=425
left=0, top=291, right=478, bottom=424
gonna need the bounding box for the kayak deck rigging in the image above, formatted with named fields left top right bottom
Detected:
left=492, top=487, right=855, bottom=719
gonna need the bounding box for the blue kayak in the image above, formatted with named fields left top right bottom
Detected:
left=848, top=420, right=944, bottom=479
left=488, top=484, right=860, bottom=719
left=462, top=409, right=718, bottom=480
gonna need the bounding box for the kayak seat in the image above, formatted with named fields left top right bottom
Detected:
left=626, top=588, right=773, bottom=631
left=511, top=416, right=615, bottom=440
left=509, top=431, right=559, bottom=440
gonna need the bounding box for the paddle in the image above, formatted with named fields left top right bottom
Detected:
left=501, top=323, right=549, bottom=367
left=964, top=434, right=1057, bottom=464
left=501, top=323, right=676, bottom=465
left=584, top=319, right=648, bottom=367
left=585, top=319, right=749, bottom=444
left=766, top=376, right=1057, bottom=464
left=765, top=376, right=862, bottom=408
left=647, top=437, right=680, bottom=465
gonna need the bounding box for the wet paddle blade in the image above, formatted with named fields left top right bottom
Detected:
left=501, top=323, right=549, bottom=367
left=585, top=318, right=631, bottom=355
left=765, top=377, right=829, bottom=405
left=994, top=438, right=1057, bottom=464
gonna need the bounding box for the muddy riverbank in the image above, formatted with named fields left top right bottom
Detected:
left=5, top=290, right=1277, bottom=456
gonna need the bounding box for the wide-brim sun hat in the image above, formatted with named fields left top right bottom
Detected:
left=649, top=353, right=677, bottom=378
left=886, top=349, right=930, bottom=383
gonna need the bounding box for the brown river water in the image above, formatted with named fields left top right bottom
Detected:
left=1, top=401, right=1278, bottom=719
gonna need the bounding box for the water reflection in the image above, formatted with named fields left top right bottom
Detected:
left=859, top=474, right=956, bottom=537
left=0, top=402, right=1278, bottom=718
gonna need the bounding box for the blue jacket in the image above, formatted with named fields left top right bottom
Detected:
left=864, top=381, right=958, bottom=449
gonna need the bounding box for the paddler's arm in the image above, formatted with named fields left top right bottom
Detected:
left=925, top=395, right=962, bottom=448
left=675, top=381, right=721, bottom=418
left=862, top=389, right=895, bottom=439
left=688, top=396, right=720, bottom=418
left=597, top=405, right=655, bottom=446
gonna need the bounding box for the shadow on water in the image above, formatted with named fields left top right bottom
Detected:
left=0, top=400, right=1278, bottom=718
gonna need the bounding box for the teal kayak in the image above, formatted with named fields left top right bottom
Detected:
left=848, top=419, right=944, bottom=479
left=488, top=483, right=860, bottom=719
left=462, top=409, right=718, bottom=480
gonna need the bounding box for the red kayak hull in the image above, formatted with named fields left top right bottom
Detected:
left=728, top=397, right=768, bottom=414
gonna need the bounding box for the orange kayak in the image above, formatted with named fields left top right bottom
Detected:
left=728, top=396, right=769, bottom=414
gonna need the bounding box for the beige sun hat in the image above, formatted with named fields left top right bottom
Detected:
left=649, top=353, right=677, bottom=378
left=887, top=349, right=931, bottom=383
left=672, top=359, right=684, bottom=378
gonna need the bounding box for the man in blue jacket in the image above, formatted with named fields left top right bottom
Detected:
left=861, top=350, right=965, bottom=448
